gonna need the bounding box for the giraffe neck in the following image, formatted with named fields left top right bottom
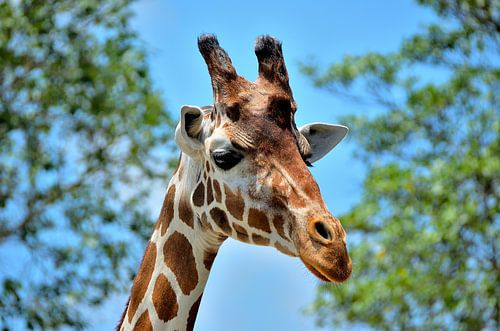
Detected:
left=119, top=154, right=224, bottom=331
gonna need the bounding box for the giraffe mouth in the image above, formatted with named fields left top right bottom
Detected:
left=300, top=258, right=337, bottom=283
left=302, top=260, right=332, bottom=282
left=300, top=256, right=352, bottom=283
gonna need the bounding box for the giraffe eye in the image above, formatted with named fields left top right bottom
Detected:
left=212, top=149, right=243, bottom=170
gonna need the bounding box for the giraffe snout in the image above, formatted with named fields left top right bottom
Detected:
left=298, top=217, right=352, bottom=283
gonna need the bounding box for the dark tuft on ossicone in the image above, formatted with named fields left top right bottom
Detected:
left=255, top=35, right=283, bottom=59
left=254, top=35, right=291, bottom=96
left=197, top=33, right=237, bottom=82
left=198, top=34, right=220, bottom=54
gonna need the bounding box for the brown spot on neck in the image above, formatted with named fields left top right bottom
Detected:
left=224, top=184, right=245, bottom=220
left=203, top=251, right=217, bottom=270
left=212, top=179, right=222, bottom=203
left=128, top=242, right=157, bottom=323
left=152, top=273, right=179, bottom=323
left=157, top=185, right=176, bottom=235
left=192, top=182, right=205, bottom=207
left=272, top=215, right=288, bottom=240
left=232, top=222, right=250, bottom=242
left=163, top=232, right=198, bottom=295
left=248, top=208, right=271, bottom=233
left=132, top=310, right=153, bottom=331
left=178, top=196, right=194, bottom=228
left=252, top=233, right=270, bottom=246
left=209, top=207, right=232, bottom=236
left=206, top=179, right=214, bottom=205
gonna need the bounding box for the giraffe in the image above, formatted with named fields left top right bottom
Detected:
left=117, top=34, right=352, bottom=331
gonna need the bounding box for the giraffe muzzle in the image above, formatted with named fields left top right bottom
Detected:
left=298, top=217, right=352, bottom=283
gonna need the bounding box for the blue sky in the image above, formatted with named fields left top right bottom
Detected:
left=90, top=1, right=433, bottom=330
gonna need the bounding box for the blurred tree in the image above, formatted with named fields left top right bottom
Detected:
left=302, top=0, right=499, bottom=330
left=0, top=0, right=176, bottom=329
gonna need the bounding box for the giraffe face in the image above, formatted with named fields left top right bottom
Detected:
left=176, top=35, right=352, bottom=283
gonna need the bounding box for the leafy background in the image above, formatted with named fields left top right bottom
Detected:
left=0, top=0, right=498, bottom=330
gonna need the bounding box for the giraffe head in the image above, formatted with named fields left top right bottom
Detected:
left=175, top=35, right=351, bottom=283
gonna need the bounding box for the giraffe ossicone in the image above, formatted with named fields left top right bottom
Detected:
left=118, top=34, right=352, bottom=331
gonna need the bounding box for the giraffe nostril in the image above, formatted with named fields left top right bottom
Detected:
left=314, top=221, right=332, bottom=241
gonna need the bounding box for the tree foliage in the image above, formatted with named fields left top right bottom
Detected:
left=302, top=0, right=499, bottom=330
left=0, top=0, right=175, bottom=329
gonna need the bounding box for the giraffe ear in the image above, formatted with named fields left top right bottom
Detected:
left=299, top=123, right=348, bottom=163
left=175, top=105, right=205, bottom=157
